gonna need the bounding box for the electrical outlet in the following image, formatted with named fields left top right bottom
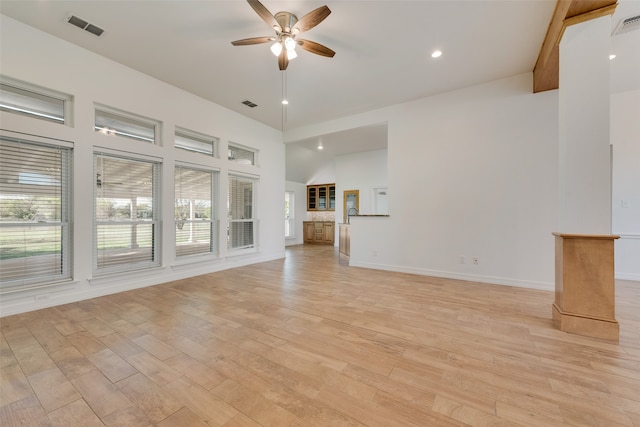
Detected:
left=472, top=257, right=479, bottom=265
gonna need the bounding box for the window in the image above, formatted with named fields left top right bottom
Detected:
left=0, top=79, right=70, bottom=124
left=228, top=175, right=256, bottom=250
left=285, top=191, right=295, bottom=238
left=175, top=128, right=217, bottom=156
left=0, top=133, right=72, bottom=290
left=94, top=153, right=160, bottom=274
left=94, top=106, right=159, bottom=144
left=228, top=143, right=256, bottom=166
left=175, top=166, right=218, bottom=258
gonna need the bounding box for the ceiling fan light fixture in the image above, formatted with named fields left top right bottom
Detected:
left=284, top=36, right=296, bottom=51
left=287, top=49, right=298, bottom=60
left=270, top=42, right=283, bottom=56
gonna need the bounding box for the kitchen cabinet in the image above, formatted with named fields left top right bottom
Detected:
left=303, top=221, right=315, bottom=243
left=303, top=221, right=335, bottom=245
left=307, top=184, right=335, bottom=211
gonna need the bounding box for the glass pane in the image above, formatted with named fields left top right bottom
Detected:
left=0, top=141, right=63, bottom=221
left=94, top=153, right=158, bottom=273
left=318, top=187, right=327, bottom=209
left=95, top=109, right=155, bottom=143
left=329, top=186, right=336, bottom=209
left=0, top=225, right=63, bottom=281
left=0, top=83, right=65, bottom=123
left=228, top=145, right=255, bottom=165
left=175, top=166, right=215, bottom=258
left=284, top=193, right=291, bottom=218
left=175, top=132, right=215, bottom=156
left=230, top=221, right=253, bottom=249
left=176, top=221, right=212, bottom=257
left=96, top=157, right=154, bottom=214
left=96, top=222, right=155, bottom=269
left=228, top=177, right=252, bottom=220
left=175, top=167, right=212, bottom=220
left=228, top=175, right=255, bottom=250
left=0, top=136, right=71, bottom=288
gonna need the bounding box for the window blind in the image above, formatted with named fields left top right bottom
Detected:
left=228, top=175, right=256, bottom=250
left=94, top=108, right=156, bottom=143
left=175, top=166, right=218, bottom=257
left=175, top=129, right=217, bottom=156
left=0, top=82, right=66, bottom=124
left=0, top=136, right=72, bottom=290
left=94, top=153, right=160, bottom=274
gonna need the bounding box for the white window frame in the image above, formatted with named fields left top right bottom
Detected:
left=0, top=130, right=73, bottom=292
left=175, top=164, right=219, bottom=259
left=93, top=151, right=161, bottom=275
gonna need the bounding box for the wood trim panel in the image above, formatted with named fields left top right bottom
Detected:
left=533, top=0, right=618, bottom=93
left=552, top=233, right=619, bottom=340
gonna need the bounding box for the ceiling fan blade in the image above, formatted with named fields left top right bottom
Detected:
left=292, top=5, right=331, bottom=33
left=231, top=36, right=274, bottom=46
left=247, top=0, right=281, bottom=32
left=278, top=50, right=289, bottom=70
left=297, top=39, right=335, bottom=57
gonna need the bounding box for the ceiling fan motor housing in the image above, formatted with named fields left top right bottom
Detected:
left=274, top=11, right=298, bottom=34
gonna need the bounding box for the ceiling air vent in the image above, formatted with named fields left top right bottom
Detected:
left=613, top=14, right=640, bottom=36
left=241, top=100, right=258, bottom=108
left=66, top=15, right=104, bottom=37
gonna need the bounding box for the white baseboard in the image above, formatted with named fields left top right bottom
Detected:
left=348, top=260, right=554, bottom=291
left=615, top=272, right=640, bottom=282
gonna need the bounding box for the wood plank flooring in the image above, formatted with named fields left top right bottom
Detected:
left=1, top=245, right=639, bottom=426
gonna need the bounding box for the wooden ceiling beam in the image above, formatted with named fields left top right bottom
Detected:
left=533, top=0, right=618, bottom=93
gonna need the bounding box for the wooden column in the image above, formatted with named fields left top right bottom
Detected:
left=552, top=233, right=620, bottom=341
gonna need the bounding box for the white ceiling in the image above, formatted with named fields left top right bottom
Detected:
left=1, top=0, right=639, bottom=183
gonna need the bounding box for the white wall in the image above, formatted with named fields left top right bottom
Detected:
left=285, top=78, right=638, bottom=287
left=557, top=17, right=612, bottom=234
left=612, top=89, right=640, bottom=280
left=335, top=149, right=388, bottom=223
left=0, top=15, right=285, bottom=315
left=288, top=73, right=560, bottom=290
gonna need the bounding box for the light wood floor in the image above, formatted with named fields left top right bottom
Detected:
left=1, top=245, right=639, bottom=426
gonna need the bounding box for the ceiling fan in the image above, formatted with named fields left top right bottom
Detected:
left=231, top=0, right=335, bottom=70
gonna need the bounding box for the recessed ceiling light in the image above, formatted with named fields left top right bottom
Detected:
left=317, top=143, right=323, bottom=150
left=609, top=54, right=616, bottom=60
left=431, top=50, right=442, bottom=58
left=282, top=99, right=289, bottom=105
